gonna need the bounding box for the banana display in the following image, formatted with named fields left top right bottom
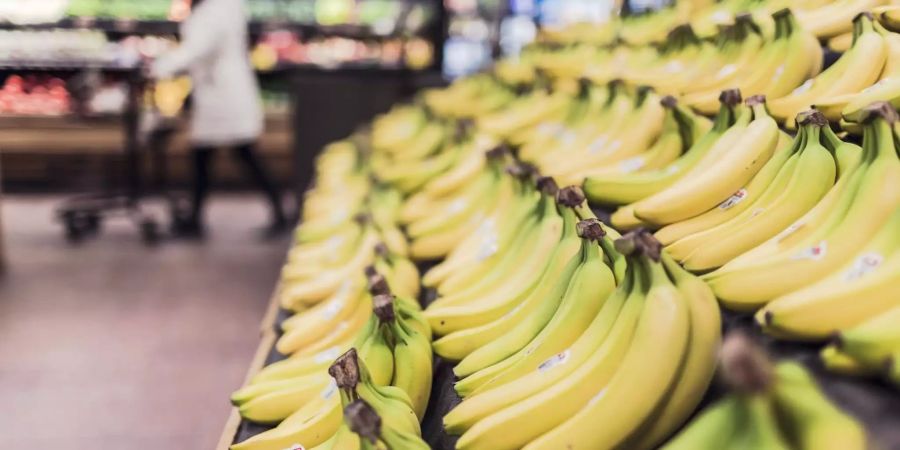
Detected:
left=821, top=305, right=900, bottom=385
left=443, top=228, right=721, bottom=450
left=665, top=332, right=867, bottom=450
left=227, top=0, right=900, bottom=448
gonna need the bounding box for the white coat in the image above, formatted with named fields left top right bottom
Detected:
left=152, top=0, right=264, bottom=146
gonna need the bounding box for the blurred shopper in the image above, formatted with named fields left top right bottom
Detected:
left=150, top=0, right=287, bottom=238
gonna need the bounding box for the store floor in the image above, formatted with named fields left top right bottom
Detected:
left=0, top=195, right=289, bottom=449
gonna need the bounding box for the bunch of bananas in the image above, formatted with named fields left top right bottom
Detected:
left=666, top=333, right=866, bottom=450
left=514, top=85, right=712, bottom=187
left=771, top=13, right=891, bottom=126
left=657, top=109, right=846, bottom=273
left=795, top=0, right=889, bottom=38
left=323, top=398, right=428, bottom=450
left=439, top=228, right=720, bottom=450
left=608, top=92, right=784, bottom=230
left=707, top=102, right=900, bottom=312
left=231, top=284, right=432, bottom=450
left=280, top=140, right=418, bottom=311
left=422, top=75, right=516, bottom=119
left=821, top=306, right=900, bottom=385
left=312, top=349, right=429, bottom=450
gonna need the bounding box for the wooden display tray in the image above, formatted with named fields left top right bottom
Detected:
left=215, top=285, right=282, bottom=450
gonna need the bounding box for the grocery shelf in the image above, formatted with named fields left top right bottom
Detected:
left=0, top=18, right=180, bottom=35
left=0, top=18, right=409, bottom=40
left=0, top=61, right=139, bottom=72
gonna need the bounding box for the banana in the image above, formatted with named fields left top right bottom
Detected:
left=452, top=218, right=614, bottom=396
left=385, top=298, right=433, bottom=419
left=424, top=187, right=565, bottom=339
left=626, top=254, right=721, bottom=449
left=633, top=95, right=779, bottom=226
left=679, top=15, right=769, bottom=114
left=887, top=353, right=900, bottom=385
left=230, top=382, right=342, bottom=450
left=407, top=166, right=506, bottom=260
left=372, top=105, right=427, bottom=152
left=835, top=304, right=900, bottom=367
left=655, top=128, right=794, bottom=246
left=587, top=90, right=743, bottom=208
left=543, top=89, right=668, bottom=186
left=477, top=89, right=571, bottom=139
left=720, top=127, right=863, bottom=271
left=288, top=294, right=373, bottom=357
left=420, top=171, right=534, bottom=293
left=579, top=95, right=711, bottom=179
left=405, top=166, right=497, bottom=239
left=278, top=278, right=368, bottom=354
left=661, top=396, right=745, bottom=450
left=709, top=103, right=900, bottom=310
left=447, top=200, right=584, bottom=376
left=520, top=250, right=690, bottom=450
left=235, top=373, right=333, bottom=424
left=678, top=111, right=837, bottom=272
left=821, top=345, right=876, bottom=376
left=729, top=395, right=792, bottom=450
left=448, top=257, right=647, bottom=445
left=442, top=262, right=637, bottom=434
left=768, top=13, right=887, bottom=126
left=795, top=0, right=887, bottom=39
left=772, top=362, right=867, bottom=450
left=280, top=233, right=380, bottom=310
left=423, top=181, right=539, bottom=292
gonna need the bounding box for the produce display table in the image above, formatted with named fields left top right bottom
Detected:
left=218, top=227, right=900, bottom=450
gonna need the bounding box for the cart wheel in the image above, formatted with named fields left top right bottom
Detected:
left=84, top=213, right=102, bottom=235
left=64, top=216, right=86, bottom=243
left=140, top=219, right=160, bottom=246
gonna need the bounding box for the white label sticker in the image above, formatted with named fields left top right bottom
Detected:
left=587, top=388, right=607, bottom=406
left=792, top=241, right=827, bottom=261
left=283, top=444, right=305, bottom=450
left=843, top=253, right=884, bottom=281
left=664, top=61, right=683, bottom=73
left=716, top=64, right=737, bottom=78
left=320, top=379, right=338, bottom=400
left=777, top=221, right=804, bottom=243
left=538, top=350, right=571, bottom=372
left=326, top=235, right=345, bottom=253
left=772, top=65, right=785, bottom=79
left=477, top=237, right=499, bottom=261
left=618, top=157, right=645, bottom=174
left=718, top=189, right=748, bottom=210
left=502, top=303, right=525, bottom=320
left=588, top=136, right=609, bottom=154
left=314, top=347, right=343, bottom=364
left=791, top=79, right=814, bottom=95
left=537, top=121, right=564, bottom=137
left=447, top=199, right=467, bottom=214
left=321, top=298, right=346, bottom=320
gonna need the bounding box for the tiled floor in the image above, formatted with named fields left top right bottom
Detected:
left=0, top=195, right=289, bottom=449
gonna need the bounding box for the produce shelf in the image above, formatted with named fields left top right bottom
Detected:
left=219, top=238, right=900, bottom=450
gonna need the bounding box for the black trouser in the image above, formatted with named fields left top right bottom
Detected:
left=190, top=142, right=285, bottom=225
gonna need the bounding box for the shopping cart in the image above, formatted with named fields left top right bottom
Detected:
left=56, top=72, right=190, bottom=245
